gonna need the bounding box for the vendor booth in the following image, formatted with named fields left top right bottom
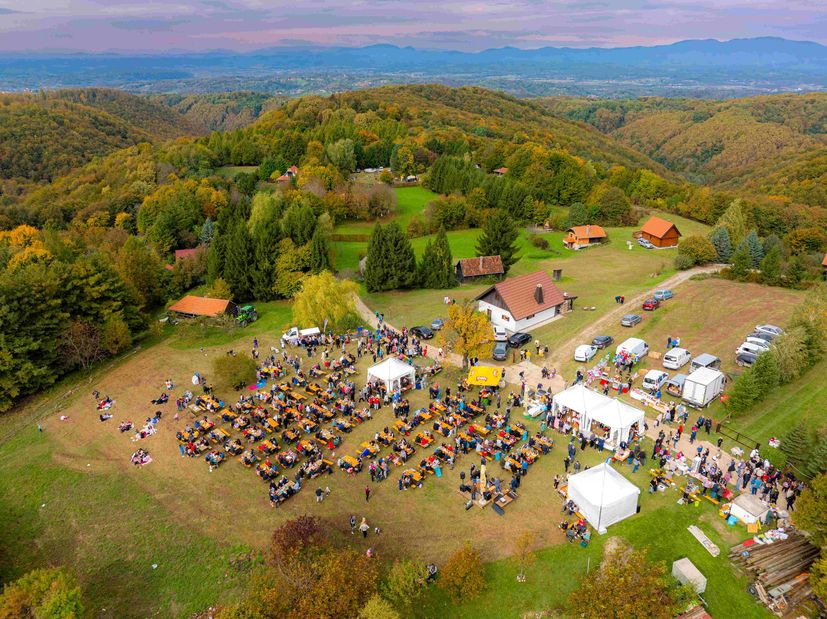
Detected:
left=467, top=366, right=503, bottom=387
left=567, top=462, right=640, bottom=533
left=586, top=399, right=645, bottom=451
left=729, top=493, right=770, bottom=526
left=367, top=358, right=416, bottom=393
left=551, top=384, right=608, bottom=432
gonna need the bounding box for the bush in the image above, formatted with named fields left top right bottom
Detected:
left=359, top=595, right=400, bottom=619
left=406, top=216, right=430, bottom=238
left=101, top=315, right=132, bottom=355
left=439, top=542, right=486, bottom=602
left=529, top=234, right=550, bottom=250
left=212, top=354, right=257, bottom=391
left=674, top=253, right=695, bottom=270
left=677, top=235, right=717, bottom=266
left=380, top=559, right=423, bottom=611
left=379, top=170, right=394, bottom=185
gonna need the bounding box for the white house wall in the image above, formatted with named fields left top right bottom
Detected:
left=477, top=301, right=558, bottom=333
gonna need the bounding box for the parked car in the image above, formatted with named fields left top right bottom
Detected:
left=663, top=347, right=691, bottom=370
left=756, top=324, right=784, bottom=337
left=592, top=335, right=614, bottom=349
left=574, top=345, right=598, bottom=362
left=744, top=336, right=771, bottom=350
left=638, top=238, right=655, bottom=249
left=492, top=341, right=509, bottom=361
left=508, top=332, right=532, bottom=348
left=736, top=351, right=759, bottom=367
left=689, top=353, right=721, bottom=372
left=411, top=326, right=434, bottom=339
left=737, top=341, right=767, bottom=356
left=747, top=331, right=775, bottom=343
left=621, top=314, right=643, bottom=327
left=493, top=325, right=508, bottom=342
left=642, top=298, right=661, bottom=311
left=642, top=370, right=669, bottom=392
left=430, top=318, right=444, bottom=331
left=654, top=289, right=674, bottom=301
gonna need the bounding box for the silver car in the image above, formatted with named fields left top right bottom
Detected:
left=621, top=314, right=642, bottom=327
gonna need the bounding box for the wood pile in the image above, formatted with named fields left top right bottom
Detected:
left=729, top=533, right=821, bottom=617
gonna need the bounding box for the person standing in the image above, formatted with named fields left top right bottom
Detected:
left=350, top=514, right=357, bottom=535
left=365, top=485, right=371, bottom=502
left=360, top=517, right=370, bottom=538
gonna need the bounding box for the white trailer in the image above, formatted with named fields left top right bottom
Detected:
left=681, top=367, right=726, bottom=408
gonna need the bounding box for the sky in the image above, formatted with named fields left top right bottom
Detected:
left=0, top=0, right=824, bottom=53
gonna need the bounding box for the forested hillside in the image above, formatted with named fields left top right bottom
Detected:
left=0, top=90, right=200, bottom=189
left=150, top=92, right=282, bottom=132
left=545, top=94, right=827, bottom=197
left=1, top=84, right=825, bottom=414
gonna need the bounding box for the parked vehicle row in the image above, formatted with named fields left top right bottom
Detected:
left=735, top=324, right=783, bottom=366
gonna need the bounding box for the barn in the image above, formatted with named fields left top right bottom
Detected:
left=456, top=255, right=504, bottom=283
left=640, top=216, right=682, bottom=248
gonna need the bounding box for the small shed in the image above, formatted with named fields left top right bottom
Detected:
left=640, top=216, right=681, bottom=248
left=168, top=295, right=232, bottom=318
left=564, top=225, right=607, bottom=250
left=456, top=255, right=504, bottom=283
left=672, top=558, right=707, bottom=594
left=730, top=493, right=770, bottom=525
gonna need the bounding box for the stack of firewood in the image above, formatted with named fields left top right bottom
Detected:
left=730, top=534, right=821, bottom=617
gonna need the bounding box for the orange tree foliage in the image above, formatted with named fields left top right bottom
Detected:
left=438, top=542, right=486, bottom=602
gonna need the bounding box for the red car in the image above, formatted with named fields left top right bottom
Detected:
left=642, top=298, right=660, bottom=311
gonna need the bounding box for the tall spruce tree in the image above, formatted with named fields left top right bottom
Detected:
left=759, top=244, right=782, bottom=286
left=729, top=241, right=752, bottom=278
left=781, top=422, right=813, bottom=472
left=223, top=218, right=253, bottom=301
left=806, top=435, right=827, bottom=479
left=384, top=222, right=418, bottom=289
left=476, top=210, right=519, bottom=274
left=745, top=230, right=764, bottom=268
left=199, top=217, right=214, bottom=245
left=308, top=227, right=332, bottom=274
left=364, top=224, right=389, bottom=293
left=251, top=216, right=282, bottom=300
left=419, top=227, right=455, bottom=289
left=709, top=227, right=732, bottom=263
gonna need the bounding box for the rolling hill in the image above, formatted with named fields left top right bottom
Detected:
left=150, top=92, right=283, bottom=132
left=545, top=93, right=827, bottom=192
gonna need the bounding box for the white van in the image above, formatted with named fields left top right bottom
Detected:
left=616, top=337, right=649, bottom=360
left=642, top=370, right=669, bottom=392
left=493, top=325, right=508, bottom=342
left=663, top=347, right=691, bottom=370
left=737, top=341, right=767, bottom=357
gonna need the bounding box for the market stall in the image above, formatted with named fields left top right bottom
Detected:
left=551, top=384, right=608, bottom=431
left=566, top=462, right=640, bottom=533
left=367, top=358, right=416, bottom=393
left=586, top=399, right=645, bottom=450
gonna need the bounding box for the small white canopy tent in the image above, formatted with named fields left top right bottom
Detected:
left=367, top=357, right=416, bottom=393
left=567, top=462, right=640, bottom=534
left=587, top=399, right=646, bottom=450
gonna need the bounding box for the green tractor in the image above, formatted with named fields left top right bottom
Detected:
left=236, top=305, right=258, bottom=327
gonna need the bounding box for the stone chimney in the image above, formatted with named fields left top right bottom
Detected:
left=535, top=283, right=544, bottom=304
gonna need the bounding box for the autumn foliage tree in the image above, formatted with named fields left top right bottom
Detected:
left=292, top=271, right=358, bottom=332
left=439, top=542, right=486, bottom=602
left=567, top=544, right=690, bottom=619
left=438, top=301, right=494, bottom=367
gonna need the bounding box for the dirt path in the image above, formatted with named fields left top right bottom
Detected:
left=543, top=264, right=723, bottom=371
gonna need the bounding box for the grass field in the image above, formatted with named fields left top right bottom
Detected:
left=214, top=165, right=258, bottom=179
left=0, top=301, right=778, bottom=618
left=333, top=186, right=439, bottom=237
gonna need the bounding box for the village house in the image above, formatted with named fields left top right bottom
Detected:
left=276, top=165, right=299, bottom=183
left=640, top=216, right=682, bottom=248
left=563, top=225, right=607, bottom=250
left=456, top=255, right=504, bottom=283
left=475, top=270, right=576, bottom=333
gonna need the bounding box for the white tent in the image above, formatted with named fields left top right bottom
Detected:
left=587, top=399, right=645, bottom=450
left=366, top=357, right=416, bottom=393
left=552, top=384, right=607, bottom=417
left=567, top=462, right=640, bottom=533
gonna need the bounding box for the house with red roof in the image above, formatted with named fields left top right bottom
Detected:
left=640, top=216, right=681, bottom=248
left=475, top=270, right=576, bottom=332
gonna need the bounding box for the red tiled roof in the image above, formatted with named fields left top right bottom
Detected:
left=822, top=253, right=827, bottom=267
left=276, top=174, right=290, bottom=182
left=477, top=270, right=566, bottom=321
left=641, top=216, right=680, bottom=239
left=168, top=295, right=231, bottom=317
left=458, top=255, right=504, bottom=277
left=174, top=248, right=199, bottom=261
left=567, top=225, right=607, bottom=240
left=493, top=167, right=508, bottom=174
left=287, top=165, right=299, bottom=174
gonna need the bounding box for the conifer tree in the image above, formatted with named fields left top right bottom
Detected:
left=364, top=224, right=388, bottom=293
left=729, top=241, right=752, bottom=278
left=383, top=222, right=418, bottom=289
left=199, top=217, right=214, bottom=245
left=476, top=210, right=519, bottom=274
left=251, top=216, right=281, bottom=300
left=725, top=369, right=760, bottom=414
left=709, top=227, right=732, bottom=263
left=223, top=219, right=253, bottom=301
left=781, top=422, right=813, bottom=472
left=759, top=244, right=782, bottom=286
left=745, top=230, right=764, bottom=267
left=567, top=202, right=589, bottom=227
left=419, top=227, right=455, bottom=289
left=806, top=435, right=827, bottom=479
left=308, top=227, right=332, bottom=274
left=750, top=350, right=780, bottom=393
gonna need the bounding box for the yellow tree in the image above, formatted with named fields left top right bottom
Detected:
left=438, top=301, right=493, bottom=368
left=292, top=271, right=358, bottom=332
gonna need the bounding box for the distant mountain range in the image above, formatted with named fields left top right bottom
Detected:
left=2, top=37, right=826, bottom=97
